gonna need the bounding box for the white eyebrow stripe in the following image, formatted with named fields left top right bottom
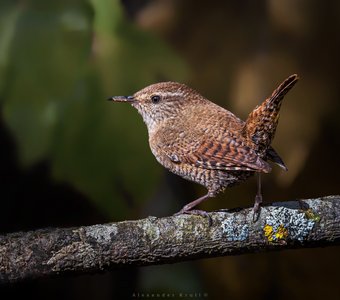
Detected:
left=156, top=92, right=183, bottom=98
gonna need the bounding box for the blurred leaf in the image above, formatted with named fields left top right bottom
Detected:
left=0, top=1, right=23, bottom=95
left=3, top=1, right=92, bottom=162
left=1, top=0, right=188, bottom=218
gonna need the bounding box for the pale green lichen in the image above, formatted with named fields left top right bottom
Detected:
left=139, top=220, right=160, bottom=244
left=85, top=224, right=118, bottom=244
left=220, top=214, right=249, bottom=242
left=172, top=215, right=209, bottom=242
left=264, top=206, right=315, bottom=242
left=304, top=209, right=321, bottom=222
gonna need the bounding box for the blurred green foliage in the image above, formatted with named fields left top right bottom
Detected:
left=0, top=0, right=187, bottom=218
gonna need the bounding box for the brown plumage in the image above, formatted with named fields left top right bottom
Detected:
left=108, top=74, right=299, bottom=220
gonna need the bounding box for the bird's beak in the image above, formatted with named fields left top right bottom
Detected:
left=107, top=96, right=135, bottom=103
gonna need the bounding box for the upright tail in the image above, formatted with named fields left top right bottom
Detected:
left=242, top=74, right=299, bottom=156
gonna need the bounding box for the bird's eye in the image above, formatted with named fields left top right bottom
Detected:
left=151, top=95, right=161, bottom=104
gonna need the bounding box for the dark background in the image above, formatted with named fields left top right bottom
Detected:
left=1, top=0, right=339, bottom=299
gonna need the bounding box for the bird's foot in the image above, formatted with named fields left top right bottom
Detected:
left=174, top=209, right=212, bottom=226
left=173, top=192, right=214, bottom=225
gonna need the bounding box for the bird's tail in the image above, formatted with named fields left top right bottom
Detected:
left=242, top=74, right=299, bottom=156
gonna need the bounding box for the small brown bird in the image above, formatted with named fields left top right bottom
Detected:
left=108, top=74, right=298, bottom=220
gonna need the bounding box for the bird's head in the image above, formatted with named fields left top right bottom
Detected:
left=108, top=82, right=203, bottom=132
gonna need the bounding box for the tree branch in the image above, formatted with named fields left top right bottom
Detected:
left=1, top=195, right=339, bottom=284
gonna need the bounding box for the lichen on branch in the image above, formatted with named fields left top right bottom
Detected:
left=0, top=195, right=339, bottom=284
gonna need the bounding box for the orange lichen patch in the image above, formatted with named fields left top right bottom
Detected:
left=264, top=223, right=288, bottom=243
left=275, top=224, right=289, bottom=240
left=264, top=224, right=274, bottom=242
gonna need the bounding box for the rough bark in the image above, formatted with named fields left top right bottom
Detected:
left=1, top=195, right=339, bottom=284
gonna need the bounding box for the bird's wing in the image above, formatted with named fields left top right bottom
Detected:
left=157, top=132, right=271, bottom=173
left=186, top=137, right=271, bottom=172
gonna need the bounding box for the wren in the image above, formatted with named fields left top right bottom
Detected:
left=108, top=74, right=299, bottom=220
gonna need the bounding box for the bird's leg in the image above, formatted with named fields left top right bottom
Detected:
left=252, top=172, right=263, bottom=222
left=177, top=193, right=211, bottom=213
left=174, top=192, right=214, bottom=224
